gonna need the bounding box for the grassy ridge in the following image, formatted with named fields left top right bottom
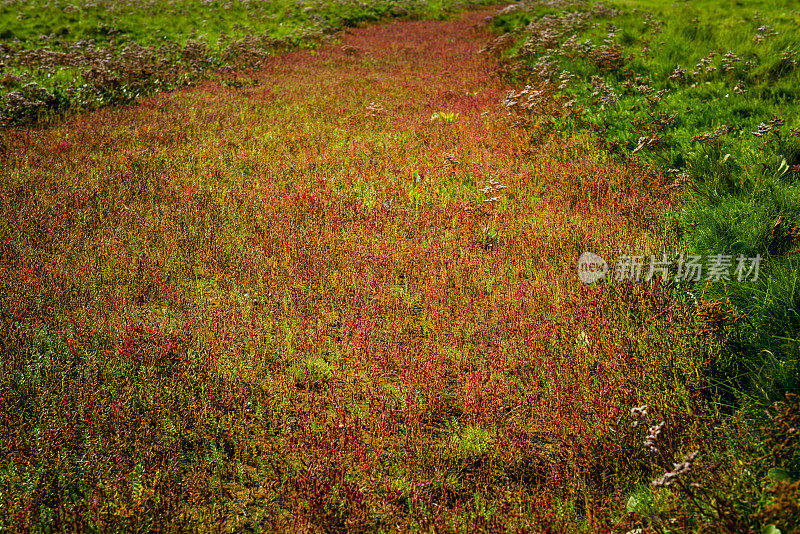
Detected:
left=0, top=0, right=493, bottom=124
left=489, top=0, right=800, bottom=403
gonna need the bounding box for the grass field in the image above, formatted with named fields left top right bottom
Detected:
left=0, top=0, right=494, bottom=124
left=0, top=0, right=799, bottom=532
left=485, top=0, right=800, bottom=528
left=489, top=0, right=800, bottom=407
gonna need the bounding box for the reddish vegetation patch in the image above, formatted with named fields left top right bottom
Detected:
left=0, top=8, right=701, bottom=532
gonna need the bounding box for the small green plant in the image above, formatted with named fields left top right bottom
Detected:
left=289, top=356, right=332, bottom=390
left=451, top=424, right=493, bottom=456
left=430, top=110, right=460, bottom=123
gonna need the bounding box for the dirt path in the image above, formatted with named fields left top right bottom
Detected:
left=0, top=8, right=683, bottom=532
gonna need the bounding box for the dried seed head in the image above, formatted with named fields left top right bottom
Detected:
left=652, top=451, right=699, bottom=487
left=644, top=421, right=665, bottom=453
left=365, top=101, right=385, bottom=117
left=442, top=152, right=459, bottom=170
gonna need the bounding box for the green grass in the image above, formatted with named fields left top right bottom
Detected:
left=1, top=0, right=463, bottom=47
left=0, top=0, right=495, bottom=123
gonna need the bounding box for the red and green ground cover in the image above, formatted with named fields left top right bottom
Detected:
left=0, top=6, right=793, bottom=532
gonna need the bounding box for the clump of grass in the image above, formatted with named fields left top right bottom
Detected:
left=430, top=110, right=460, bottom=122
left=289, top=356, right=333, bottom=390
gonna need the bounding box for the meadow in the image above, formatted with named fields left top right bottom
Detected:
left=0, top=0, right=494, bottom=124
left=489, top=0, right=800, bottom=404
left=0, top=0, right=798, bottom=532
